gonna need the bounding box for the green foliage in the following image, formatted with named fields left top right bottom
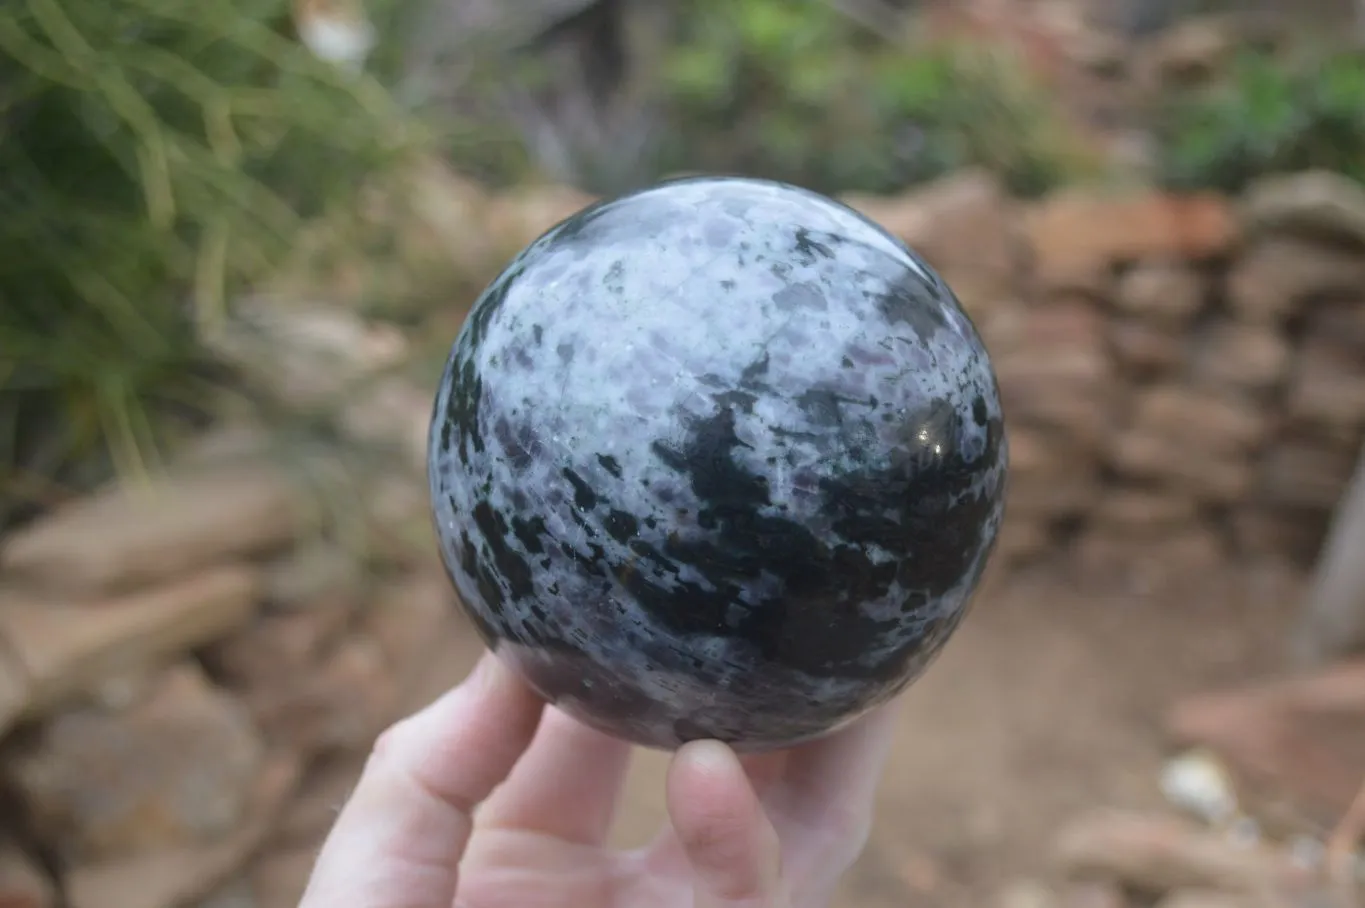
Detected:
left=656, top=0, right=1090, bottom=197
left=1157, top=46, right=1365, bottom=192
left=0, top=0, right=421, bottom=520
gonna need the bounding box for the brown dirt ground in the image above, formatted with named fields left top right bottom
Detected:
left=403, top=557, right=1306, bottom=907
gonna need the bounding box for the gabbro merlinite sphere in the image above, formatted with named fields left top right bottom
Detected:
left=427, top=176, right=1008, bottom=752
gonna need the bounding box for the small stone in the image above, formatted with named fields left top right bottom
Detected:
left=271, top=757, right=363, bottom=847
left=1053, top=809, right=1312, bottom=894
left=64, top=752, right=300, bottom=908
left=1256, top=442, right=1359, bottom=511
left=0, top=566, right=260, bottom=727
left=203, top=300, right=410, bottom=412
left=244, top=635, right=396, bottom=758
left=1107, top=432, right=1252, bottom=503
left=7, top=663, right=266, bottom=864
left=1109, top=319, right=1183, bottom=376
left=995, top=878, right=1055, bottom=908
left=1025, top=190, right=1236, bottom=291
left=249, top=846, right=318, bottom=908
left=1114, top=262, right=1207, bottom=327
left=1226, top=236, right=1365, bottom=324
left=1156, top=890, right=1258, bottom=908
left=1228, top=507, right=1327, bottom=564
left=995, top=349, right=1117, bottom=447
left=0, top=467, right=306, bottom=596
left=1166, top=660, right=1365, bottom=828
left=845, top=169, right=1019, bottom=294
left=1190, top=322, right=1292, bottom=393
left=1006, top=430, right=1101, bottom=519
left=1093, top=490, right=1199, bottom=537
left=262, top=541, right=362, bottom=611
left=362, top=571, right=453, bottom=686
left=1286, top=335, right=1365, bottom=430
left=1241, top=169, right=1365, bottom=247
left=0, top=841, right=56, bottom=908
left=338, top=376, right=432, bottom=475
left=1060, top=880, right=1127, bottom=908
left=202, top=603, right=352, bottom=690
left=1129, top=387, right=1270, bottom=455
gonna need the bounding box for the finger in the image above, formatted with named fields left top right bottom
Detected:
left=771, top=704, right=899, bottom=870
left=477, top=706, right=633, bottom=845
left=300, top=652, right=543, bottom=908
left=666, top=740, right=790, bottom=908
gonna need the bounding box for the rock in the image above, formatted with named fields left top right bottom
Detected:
left=358, top=473, right=438, bottom=568
left=1285, top=335, right=1365, bottom=430
left=0, top=565, right=260, bottom=728
left=1006, top=429, right=1101, bottom=519
left=201, top=601, right=352, bottom=690
left=1073, top=526, right=1225, bottom=590
left=1129, top=387, right=1271, bottom=455
left=1156, top=890, right=1259, bottom=908
left=1052, top=809, right=1312, bottom=894
left=204, top=300, right=410, bottom=411
left=1146, top=16, right=1238, bottom=86
left=1241, top=170, right=1365, bottom=248
left=0, top=841, right=55, bottom=908
left=1306, top=300, right=1365, bottom=353
left=1189, top=322, right=1292, bottom=393
left=995, top=878, right=1055, bottom=908
left=271, top=756, right=364, bottom=847
left=1109, top=319, right=1183, bottom=377
left=1107, top=432, right=1252, bottom=503
left=64, top=752, right=300, bottom=908
left=337, top=376, right=432, bottom=474
left=0, top=650, right=28, bottom=742
left=996, top=518, right=1053, bottom=563
left=1060, top=880, right=1127, bottom=908
left=1255, top=442, right=1360, bottom=511
left=1092, top=490, right=1199, bottom=538
left=1024, top=190, right=1236, bottom=291
left=1166, top=660, right=1365, bottom=827
left=1114, top=262, right=1207, bottom=327
left=844, top=169, right=1019, bottom=293
left=1106, top=388, right=1267, bottom=502
left=244, top=635, right=396, bottom=758
left=484, top=183, right=598, bottom=258
left=262, top=541, right=363, bottom=612
left=249, top=846, right=318, bottom=908
left=1226, top=236, right=1365, bottom=324
left=1228, top=507, right=1327, bottom=564
left=7, top=663, right=266, bottom=864
left=0, top=467, right=305, bottom=596
left=362, top=571, right=454, bottom=688
left=996, top=365, right=1117, bottom=445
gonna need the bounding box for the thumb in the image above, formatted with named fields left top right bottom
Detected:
left=299, top=653, right=543, bottom=908
left=666, top=740, right=791, bottom=908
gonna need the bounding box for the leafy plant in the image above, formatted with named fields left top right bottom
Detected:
left=655, top=0, right=1092, bottom=197
left=0, top=0, right=422, bottom=528
left=1157, top=45, right=1365, bottom=191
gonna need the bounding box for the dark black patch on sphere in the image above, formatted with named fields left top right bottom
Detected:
left=428, top=175, right=1008, bottom=752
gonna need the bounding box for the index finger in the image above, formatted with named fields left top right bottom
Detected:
left=299, top=651, right=544, bottom=908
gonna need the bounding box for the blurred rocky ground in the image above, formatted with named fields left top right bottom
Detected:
left=5, top=1, right=1365, bottom=906
left=1, top=154, right=1363, bottom=907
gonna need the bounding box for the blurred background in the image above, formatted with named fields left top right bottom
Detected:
left=3, top=0, right=1365, bottom=906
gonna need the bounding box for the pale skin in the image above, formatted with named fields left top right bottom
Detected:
left=299, top=652, right=900, bottom=908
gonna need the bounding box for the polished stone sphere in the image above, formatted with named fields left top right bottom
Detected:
left=428, top=176, right=1007, bottom=751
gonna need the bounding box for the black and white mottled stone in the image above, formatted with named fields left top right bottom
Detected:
left=428, top=176, right=1008, bottom=752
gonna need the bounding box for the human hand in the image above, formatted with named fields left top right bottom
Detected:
left=298, top=652, right=898, bottom=908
